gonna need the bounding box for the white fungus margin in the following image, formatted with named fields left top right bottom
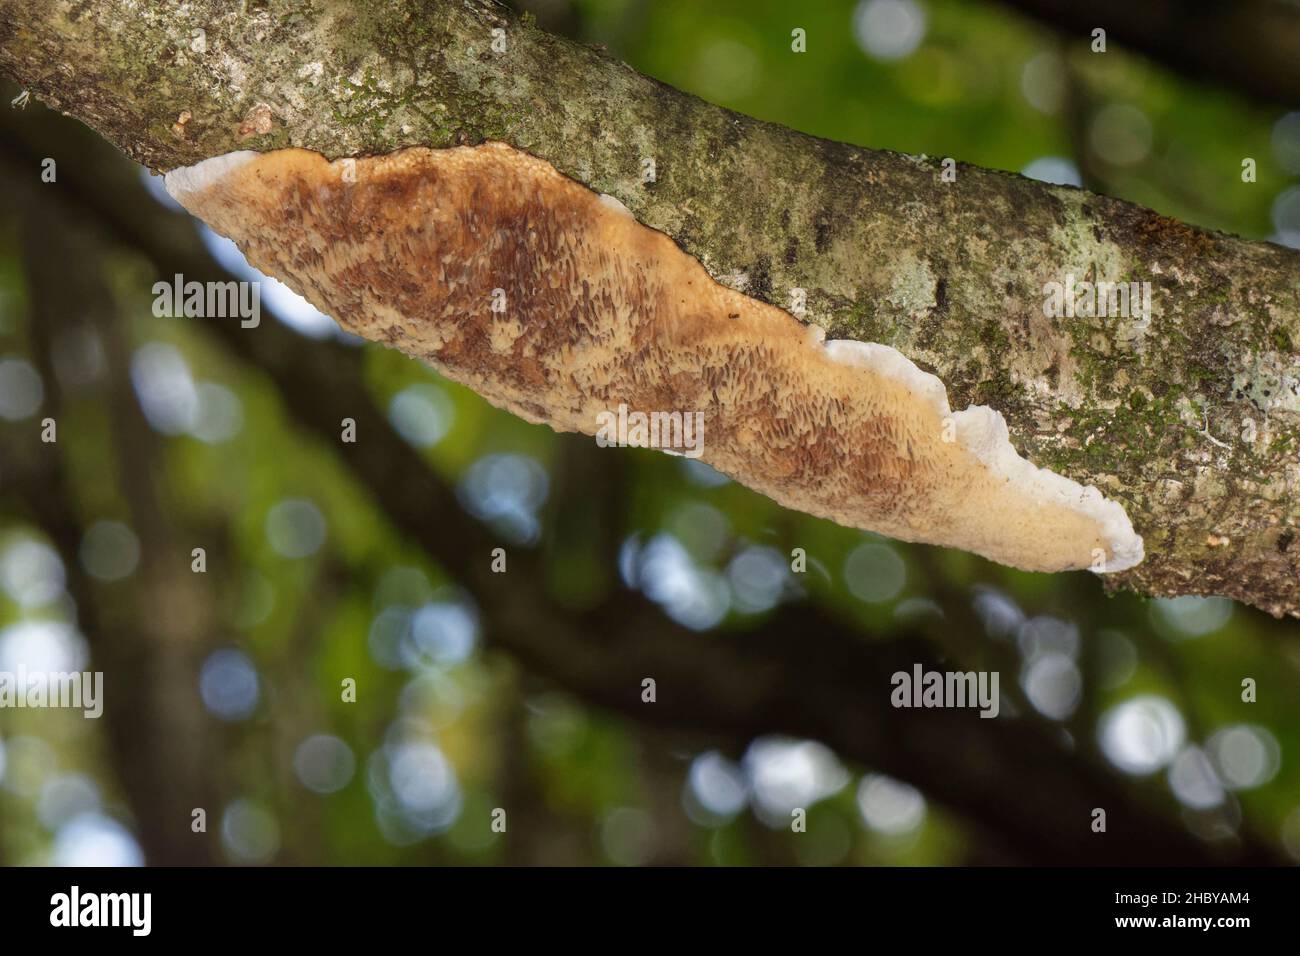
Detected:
left=824, top=339, right=1144, bottom=573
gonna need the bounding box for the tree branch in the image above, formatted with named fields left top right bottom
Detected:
left=4, top=185, right=222, bottom=865
left=3, top=0, right=1297, bottom=614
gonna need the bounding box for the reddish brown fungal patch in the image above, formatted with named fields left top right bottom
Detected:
left=164, top=143, right=1142, bottom=573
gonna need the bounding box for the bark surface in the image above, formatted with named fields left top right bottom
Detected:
left=2, top=0, right=1298, bottom=614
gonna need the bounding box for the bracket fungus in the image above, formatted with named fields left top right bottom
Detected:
left=164, top=142, right=1143, bottom=574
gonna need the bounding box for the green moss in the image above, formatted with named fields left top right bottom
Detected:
left=1269, top=433, right=1298, bottom=455
left=833, top=297, right=890, bottom=343
left=980, top=317, right=1010, bottom=353
left=1030, top=389, right=1183, bottom=478
left=972, top=364, right=1023, bottom=412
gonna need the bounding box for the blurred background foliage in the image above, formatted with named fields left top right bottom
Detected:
left=0, top=0, right=1298, bottom=866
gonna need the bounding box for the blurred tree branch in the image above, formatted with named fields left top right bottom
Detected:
left=0, top=98, right=1283, bottom=865
left=3, top=192, right=222, bottom=865
left=1, top=1, right=1299, bottom=615
left=991, top=0, right=1300, bottom=108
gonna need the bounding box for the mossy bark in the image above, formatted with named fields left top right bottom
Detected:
left=3, top=0, right=1298, bottom=614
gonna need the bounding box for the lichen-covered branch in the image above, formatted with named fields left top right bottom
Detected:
left=2, top=0, right=1298, bottom=614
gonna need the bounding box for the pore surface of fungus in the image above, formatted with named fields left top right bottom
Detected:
left=165, top=143, right=1143, bottom=573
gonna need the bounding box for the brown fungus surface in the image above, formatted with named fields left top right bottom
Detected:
left=165, top=143, right=1142, bottom=574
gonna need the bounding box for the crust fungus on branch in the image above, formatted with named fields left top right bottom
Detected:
left=164, top=142, right=1142, bottom=574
